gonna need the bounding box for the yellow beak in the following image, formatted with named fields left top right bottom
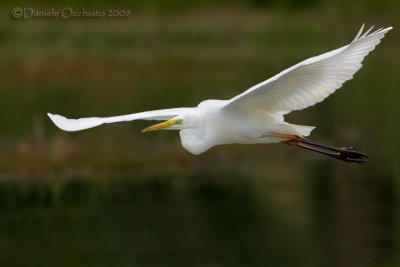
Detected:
left=142, top=119, right=183, bottom=132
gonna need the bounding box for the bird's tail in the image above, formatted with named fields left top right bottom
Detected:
left=294, top=125, right=315, bottom=137
left=277, top=123, right=315, bottom=137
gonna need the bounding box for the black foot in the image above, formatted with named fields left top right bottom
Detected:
left=332, top=147, right=368, bottom=163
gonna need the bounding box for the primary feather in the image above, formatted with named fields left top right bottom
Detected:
left=47, top=108, right=193, bottom=132
left=224, top=25, right=392, bottom=114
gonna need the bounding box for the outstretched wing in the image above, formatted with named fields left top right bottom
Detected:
left=48, top=108, right=193, bottom=132
left=223, top=25, right=392, bottom=114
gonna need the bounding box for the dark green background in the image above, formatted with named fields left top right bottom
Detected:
left=0, top=1, right=399, bottom=266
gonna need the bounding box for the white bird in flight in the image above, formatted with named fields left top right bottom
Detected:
left=48, top=25, right=392, bottom=163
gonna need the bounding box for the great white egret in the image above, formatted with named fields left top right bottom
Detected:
left=48, top=25, right=392, bottom=163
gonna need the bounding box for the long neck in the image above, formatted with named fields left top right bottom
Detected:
left=179, top=128, right=210, bottom=155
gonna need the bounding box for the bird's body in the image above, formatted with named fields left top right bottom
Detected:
left=48, top=25, right=392, bottom=162
left=177, top=99, right=313, bottom=154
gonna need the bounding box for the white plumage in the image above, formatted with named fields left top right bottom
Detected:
left=224, top=25, right=390, bottom=113
left=48, top=108, right=192, bottom=132
left=48, top=25, right=392, bottom=156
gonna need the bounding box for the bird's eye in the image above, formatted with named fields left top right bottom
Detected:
left=175, top=119, right=183, bottom=125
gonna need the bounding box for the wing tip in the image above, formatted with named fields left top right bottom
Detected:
left=353, top=24, right=393, bottom=42
left=47, top=112, right=105, bottom=132
left=353, top=24, right=365, bottom=41
left=48, top=112, right=82, bottom=132
left=376, top=26, right=393, bottom=34
left=47, top=112, right=69, bottom=131
left=384, top=26, right=393, bottom=31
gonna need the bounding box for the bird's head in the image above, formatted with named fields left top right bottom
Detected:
left=141, top=113, right=198, bottom=132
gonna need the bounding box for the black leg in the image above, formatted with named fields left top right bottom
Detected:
left=299, top=138, right=368, bottom=158
left=271, top=133, right=368, bottom=164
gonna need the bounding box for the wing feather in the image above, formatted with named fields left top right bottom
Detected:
left=223, top=25, right=392, bottom=114
left=48, top=108, right=193, bottom=132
